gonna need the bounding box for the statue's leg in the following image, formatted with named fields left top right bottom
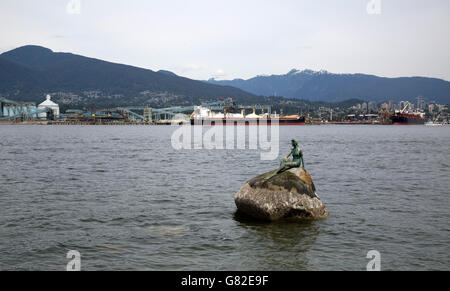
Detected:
left=284, top=161, right=301, bottom=168
left=276, top=157, right=293, bottom=173
left=276, top=166, right=288, bottom=174
left=277, top=161, right=301, bottom=173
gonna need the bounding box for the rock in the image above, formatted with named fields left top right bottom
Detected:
left=234, top=168, right=329, bottom=221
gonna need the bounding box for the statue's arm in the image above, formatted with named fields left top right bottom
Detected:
left=284, top=149, right=293, bottom=160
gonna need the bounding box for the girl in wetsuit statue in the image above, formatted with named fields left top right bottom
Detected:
left=257, top=139, right=305, bottom=184
left=277, top=139, right=305, bottom=174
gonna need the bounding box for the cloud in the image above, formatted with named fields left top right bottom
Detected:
left=211, top=69, right=226, bottom=79
left=0, top=0, right=449, bottom=80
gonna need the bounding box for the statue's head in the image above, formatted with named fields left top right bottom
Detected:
left=291, top=139, right=298, bottom=147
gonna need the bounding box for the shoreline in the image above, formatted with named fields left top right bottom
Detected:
left=0, top=121, right=429, bottom=126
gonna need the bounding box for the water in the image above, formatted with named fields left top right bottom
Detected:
left=0, top=125, right=449, bottom=271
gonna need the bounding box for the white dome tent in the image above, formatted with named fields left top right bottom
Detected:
left=38, top=95, right=60, bottom=119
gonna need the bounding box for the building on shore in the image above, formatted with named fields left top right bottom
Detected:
left=38, top=95, right=60, bottom=119
left=0, top=97, right=37, bottom=120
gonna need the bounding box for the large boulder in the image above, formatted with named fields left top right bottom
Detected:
left=235, top=168, right=329, bottom=221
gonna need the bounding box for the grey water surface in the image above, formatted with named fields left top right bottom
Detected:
left=0, top=125, right=449, bottom=270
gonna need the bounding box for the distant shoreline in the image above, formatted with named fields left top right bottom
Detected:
left=0, top=121, right=435, bottom=126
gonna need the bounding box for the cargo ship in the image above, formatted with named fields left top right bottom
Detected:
left=390, top=112, right=425, bottom=125
left=190, top=106, right=305, bottom=125
left=390, top=102, right=425, bottom=125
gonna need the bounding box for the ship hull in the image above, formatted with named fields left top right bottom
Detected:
left=190, top=117, right=305, bottom=126
left=391, top=115, right=425, bottom=125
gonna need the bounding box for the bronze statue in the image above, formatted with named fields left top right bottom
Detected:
left=276, top=139, right=304, bottom=174
left=259, top=139, right=305, bottom=184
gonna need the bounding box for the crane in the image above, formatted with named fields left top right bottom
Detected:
left=400, top=102, right=411, bottom=114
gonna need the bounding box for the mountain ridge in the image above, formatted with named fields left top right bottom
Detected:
left=2, top=46, right=449, bottom=107
left=208, top=69, right=450, bottom=104
left=0, top=45, right=257, bottom=107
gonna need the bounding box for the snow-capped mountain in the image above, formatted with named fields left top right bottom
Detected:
left=207, top=69, right=450, bottom=103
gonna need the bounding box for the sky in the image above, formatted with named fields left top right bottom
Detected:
left=0, top=0, right=449, bottom=81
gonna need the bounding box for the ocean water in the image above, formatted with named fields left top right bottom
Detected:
left=0, top=125, right=449, bottom=271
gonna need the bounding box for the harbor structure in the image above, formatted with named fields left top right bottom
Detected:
left=1, top=96, right=447, bottom=125
left=38, top=95, right=60, bottom=119
left=0, top=97, right=47, bottom=121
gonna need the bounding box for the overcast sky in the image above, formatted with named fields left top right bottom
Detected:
left=1, top=0, right=449, bottom=81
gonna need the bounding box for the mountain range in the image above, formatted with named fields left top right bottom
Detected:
left=0, top=45, right=256, bottom=107
left=208, top=69, right=450, bottom=104
left=1, top=45, right=449, bottom=108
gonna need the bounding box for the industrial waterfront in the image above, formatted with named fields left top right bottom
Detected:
left=2, top=95, right=449, bottom=126
left=0, top=125, right=449, bottom=270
